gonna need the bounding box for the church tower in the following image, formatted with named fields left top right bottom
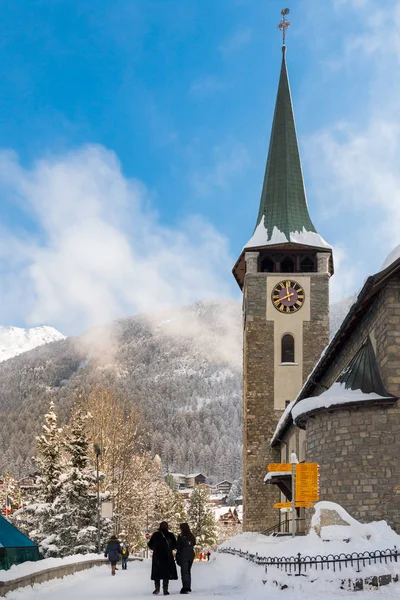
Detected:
left=233, top=14, right=333, bottom=532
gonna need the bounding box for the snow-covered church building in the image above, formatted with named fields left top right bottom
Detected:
left=233, top=41, right=400, bottom=533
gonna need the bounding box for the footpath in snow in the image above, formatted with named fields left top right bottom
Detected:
left=3, top=555, right=400, bottom=600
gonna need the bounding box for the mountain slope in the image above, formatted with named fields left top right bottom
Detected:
left=0, top=301, right=242, bottom=482
left=0, top=325, right=65, bottom=362
left=0, top=296, right=354, bottom=481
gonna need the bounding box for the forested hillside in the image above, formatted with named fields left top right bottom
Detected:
left=0, top=295, right=352, bottom=481
left=0, top=300, right=242, bottom=482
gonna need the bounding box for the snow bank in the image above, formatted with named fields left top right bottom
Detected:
left=221, top=513, right=400, bottom=559
left=0, top=553, right=103, bottom=581
left=292, top=382, right=392, bottom=423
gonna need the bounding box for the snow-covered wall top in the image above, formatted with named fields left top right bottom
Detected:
left=292, top=382, right=393, bottom=424
left=0, top=326, right=66, bottom=363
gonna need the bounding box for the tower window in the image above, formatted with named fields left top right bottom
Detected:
left=281, top=334, right=295, bottom=363
left=260, top=257, right=274, bottom=272
left=300, top=256, right=315, bottom=272
left=281, top=257, right=294, bottom=273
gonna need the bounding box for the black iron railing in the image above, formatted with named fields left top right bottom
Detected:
left=219, top=546, right=399, bottom=577
left=261, top=518, right=305, bottom=536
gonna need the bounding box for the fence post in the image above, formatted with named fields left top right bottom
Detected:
left=296, top=553, right=302, bottom=576
left=394, top=546, right=397, bottom=563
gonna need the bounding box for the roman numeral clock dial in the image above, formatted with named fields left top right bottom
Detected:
left=272, top=280, right=305, bottom=314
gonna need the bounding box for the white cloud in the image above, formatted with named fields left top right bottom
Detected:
left=0, top=145, right=236, bottom=335
left=219, top=27, right=252, bottom=55
left=304, top=0, right=400, bottom=294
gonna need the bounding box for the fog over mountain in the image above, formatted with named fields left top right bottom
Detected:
left=0, top=296, right=352, bottom=480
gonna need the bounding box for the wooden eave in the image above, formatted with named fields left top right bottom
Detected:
left=232, top=244, right=333, bottom=290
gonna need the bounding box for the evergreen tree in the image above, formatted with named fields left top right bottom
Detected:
left=50, top=406, right=106, bottom=556
left=187, top=486, right=216, bottom=552
left=21, top=401, right=63, bottom=554
left=35, top=401, right=63, bottom=504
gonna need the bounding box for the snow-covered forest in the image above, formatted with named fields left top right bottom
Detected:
left=0, top=300, right=242, bottom=482
left=0, top=297, right=352, bottom=482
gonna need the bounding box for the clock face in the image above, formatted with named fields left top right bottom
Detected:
left=272, top=280, right=305, bottom=314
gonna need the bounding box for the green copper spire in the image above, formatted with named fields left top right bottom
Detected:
left=253, top=47, right=319, bottom=243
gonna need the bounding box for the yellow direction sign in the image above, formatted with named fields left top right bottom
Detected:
left=274, top=502, right=292, bottom=509
left=295, top=463, right=319, bottom=502
left=274, top=501, right=314, bottom=509
left=267, top=463, right=292, bottom=472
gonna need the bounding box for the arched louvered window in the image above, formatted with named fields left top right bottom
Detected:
left=281, top=334, right=295, bottom=363
left=300, top=256, right=314, bottom=272
left=281, top=257, right=294, bottom=273
left=261, top=257, right=274, bottom=272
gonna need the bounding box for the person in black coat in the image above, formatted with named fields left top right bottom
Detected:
left=104, top=534, right=122, bottom=576
left=148, top=521, right=178, bottom=595
left=176, top=523, right=196, bottom=594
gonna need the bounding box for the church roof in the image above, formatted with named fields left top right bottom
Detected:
left=292, top=336, right=395, bottom=427
left=243, top=47, right=330, bottom=252
left=271, top=257, right=400, bottom=445
left=336, top=336, right=389, bottom=397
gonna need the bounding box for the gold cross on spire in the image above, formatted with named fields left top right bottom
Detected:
left=277, top=8, right=291, bottom=47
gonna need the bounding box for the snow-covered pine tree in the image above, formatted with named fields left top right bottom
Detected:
left=187, top=486, right=216, bottom=552
left=226, top=480, right=241, bottom=506
left=35, top=401, right=63, bottom=504
left=20, top=401, right=64, bottom=554
left=49, top=405, right=107, bottom=557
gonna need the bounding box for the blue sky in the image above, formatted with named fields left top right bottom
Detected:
left=0, top=0, right=399, bottom=334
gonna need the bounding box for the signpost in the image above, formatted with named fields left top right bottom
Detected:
left=267, top=463, right=292, bottom=472
left=266, top=459, right=319, bottom=536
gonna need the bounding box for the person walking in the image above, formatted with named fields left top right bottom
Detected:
left=104, top=534, right=122, bottom=576
left=199, top=552, right=203, bottom=562
left=121, top=543, right=129, bottom=570
left=176, top=523, right=196, bottom=595
left=148, top=521, right=178, bottom=595
left=206, top=551, right=211, bottom=561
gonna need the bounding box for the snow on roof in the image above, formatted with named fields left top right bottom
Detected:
left=186, top=473, right=203, bottom=478
left=381, top=243, right=400, bottom=271
left=244, top=218, right=331, bottom=252
left=169, top=473, right=186, bottom=478
left=216, top=480, right=233, bottom=486
left=264, top=471, right=291, bottom=483
left=292, top=382, right=393, bottom=424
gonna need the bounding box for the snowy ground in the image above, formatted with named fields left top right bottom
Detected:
left=4, top=555, right=400, bottom=600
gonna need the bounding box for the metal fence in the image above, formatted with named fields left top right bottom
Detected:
left=219, top=546, right=399, bottom=577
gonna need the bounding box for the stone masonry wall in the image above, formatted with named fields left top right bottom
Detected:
left=303, top=273, right=330, bottom=384
left=243, top=274, right=280, bottom=532
left=305, top=404, right=400, bottom=530
left=304, top=273, right=400, bottom=531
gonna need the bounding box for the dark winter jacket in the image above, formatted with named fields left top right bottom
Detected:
left=176, top=533, right=196, bottom=565
left=148, top=530, right=178, bottom=581
left=105, top=539, right=122, bottom=563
